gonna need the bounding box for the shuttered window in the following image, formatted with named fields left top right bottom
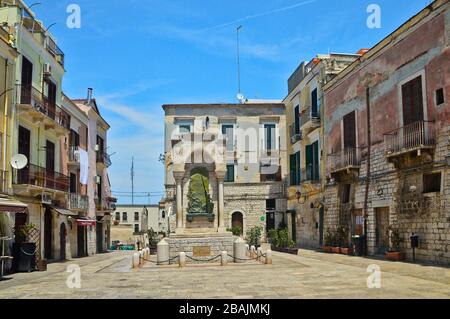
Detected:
left=294, top=105, right=300, bottom=134
left=225, top=165, right=235, bottom=182
left=402, top=76, right=424, bottom=125
left=343, top=111, right=356, bottom=149
left=311, top=88, right=319, bottom=117
left=306, top=141, right=320, bottom=181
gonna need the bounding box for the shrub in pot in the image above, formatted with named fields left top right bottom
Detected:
left=385, top=225, right=404, bottom=261
left=337, top=226, right=353, bottom=255
left=268, top=228, right=296, bottom=253
left=322, top=229, right=333, bottom=253
left=246, top=225, right=263, bottom=248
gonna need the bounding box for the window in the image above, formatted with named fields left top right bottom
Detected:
left=134, top=212, right=139, bottom=221
left=20, top=56, right=33, bottom=104
left=222, top=124, right=234, bottom=151
left=225, top=165, right=235, bottom=182
left=423, top=173, right=441, bottom=193
left=161, top=211, right=165, bottom=219
left=341, top=184, right=351, bottom=204
left=290, top=152, right=301, bottom=186
left=179, top=124, right=191, bottom=134
left=436, top=88, right=444, bottom=106
left=69, top=129, right=80, bottom=147
left=266, top=199, right=276, bottom=211
left=115, top=212, right=120, bottom=221
left=305, top=141, right=320, bottom=181
left=294, top=105, right=300, bottom=134
left=343, top=111, right=356, bottom=149
left=264, top=124, right=276, bottom=150
left=401, top=76, right=424, bottom=125
left=311, top=88, right=319, bottom=117
left=70, top=173, right=77, bottom=193
left=134, top=224, right=139, bottom=233
left=122, top=212, right=128, bottom=222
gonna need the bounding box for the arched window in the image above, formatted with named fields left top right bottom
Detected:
left=205, top=117, right=210, bottom=130
left=161, top=210, right=165, bottom=219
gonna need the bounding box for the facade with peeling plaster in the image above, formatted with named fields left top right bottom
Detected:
left=284, top=53, right=360, bottom=249
left=323, top=0, right=450, bottom=264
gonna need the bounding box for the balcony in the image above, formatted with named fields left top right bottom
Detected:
left=46, top=37, right=65, bottom=68
left=96, top=151, right=112, bottom=168
left=383, top=121, right=435, bottom=165
left=18, top=85, right=70, bottom=135
left=13, top=163, right=69, bottom=194
left=95, top=197, right=116, bottom=212
left=289, top=123, right=302, bottom=144
left=328, top=148, right=361, bottom=180
left=300, top=167, right=321, bottom=184
left=68, top=146, right=80, bottom=166
left=68, top=193, right=89, bottom=211
left=300, top=106, right=320, bottom=133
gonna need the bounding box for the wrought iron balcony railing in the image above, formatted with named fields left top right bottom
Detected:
left=96, top=151, right=112, bottom=167
left=46, top=37, right=65, bottom=67
left=383, top=121, right=435, bottom=156
left=13, top=163, right=70, bottom=193
left=19, top=85, right=70, bottom=130
left=68, top=193, right=89, bottom=211
left=328, top=147, right=361, bottom=174
left=300, top=106, right=320, bottom=129
left=289, top=123, right=302, bottom=144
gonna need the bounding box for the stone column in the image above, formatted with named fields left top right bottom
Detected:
left=216, top=166, right=226, bottom=232
left=173, top=171, right=184, bottom=233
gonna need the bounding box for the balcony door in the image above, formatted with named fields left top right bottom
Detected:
left=343, top=111, right=357, bottom=165
left=264, top=124, right=276, bottom=152
left=44, top=79, right=57, bottom=119
left=18, top=126, right=31, bottom=184
left=221, top=124, right=234, bottom=152
left=46, top=140, right=55, bottom=189
left=401, top=75, right=424, bottom=126
left=20, top=57, right=33, bottom=104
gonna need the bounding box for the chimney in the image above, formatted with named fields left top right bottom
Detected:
left=87, top=88, right=93, bottom=105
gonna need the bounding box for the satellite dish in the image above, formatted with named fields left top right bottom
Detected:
left=237, top=93, right=246, bottom=103
left=11, top=154, right=28, bottom=170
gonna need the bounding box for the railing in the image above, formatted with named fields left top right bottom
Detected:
left=19, top=85, right=70, bottom=130
left=13, top=163, right=70, bottom=193
left=383, top=121, right=435, bottom=155
left=68, top=146, right=80, bottom=163
left=68, top=193, right=89, bottom=211
left=46, top=37, right=65, bottom=67
left=96, top=151, right=112, bottom=167
left=328, top=147, right=361, bottom=173
left=300, top=106, right=320, bottom=128
left=289, top=123, right=302, bottom=144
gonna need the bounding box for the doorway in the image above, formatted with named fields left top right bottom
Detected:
left=231, top=212, right=243, bottom=235
left=77, top=225, right=87, bottom=257
left=375, top=207, right=390, bottom=254
left=60, top=223, right=66, bottom=260
left=96, top=222, right=103, bottom=253
left=46, top=140, right=55, bottom=189
left=319, top=207, right=324, bottom=247
left=44, top=208, right=53, bottom=260
left=18, top=126, right=31, bottom=184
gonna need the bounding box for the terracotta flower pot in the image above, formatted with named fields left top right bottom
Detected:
left=322, top=246, right=333, bottom=253
left=385, top=251, right=405, bottom=261
left=331, top=247, right=341, bottom=254
left=340, top=247, right=353, bottom=255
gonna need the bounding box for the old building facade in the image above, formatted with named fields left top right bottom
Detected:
left=163, top=103, right=287, bottom=241
left=284, top=53, right=360, bottom=248
left=323, top=0, right=450, bottom=264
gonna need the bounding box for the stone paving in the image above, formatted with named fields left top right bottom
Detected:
left=0, top=249, right=448, bottom=299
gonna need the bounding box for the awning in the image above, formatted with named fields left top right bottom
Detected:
left=76, top=217, right=96, bottom=227
left=50, top=206, right=78, bottom=217
left=0, top=196, right=28, bottom=214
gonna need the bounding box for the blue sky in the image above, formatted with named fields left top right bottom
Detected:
left=33, top=0, right=431, bottom=204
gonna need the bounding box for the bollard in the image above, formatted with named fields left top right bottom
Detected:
left=245, top=244, right=250, bottom=257
left=221, top=251, right=228, bottom=266
left=132, top=253, right=139, bottom=268
left=257, top=247, right=263, bottom=261
left=179, top=252, right=186, bottom=268
left=157, top=239, right=170, bottom=266
left=250, top=245, right=257, bottom=259
left=139, top=250, right=143, bottom=265
left=234, top=238, right=247, bottom=264
left=265, top=250, right=272, bottom=265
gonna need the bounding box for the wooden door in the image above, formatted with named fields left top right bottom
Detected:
left=44, top=208, right=52, bottom=260
left=375, top=207, right=390, bottom=253
left=401, top=76, right=424, bottom=126
left=46, top=140, right=55, bottom=189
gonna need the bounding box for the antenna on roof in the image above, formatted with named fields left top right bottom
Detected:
left=236, top=25, right=246, bottom=104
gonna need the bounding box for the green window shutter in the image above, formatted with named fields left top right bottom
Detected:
left=313, top=141, right=320, bottom=180
left=225, top=165, right=235, bottom=182
left=305, top=144, right=312, bottom=181
left=290, top=154, right=296, bottom=186
left=296, top=151, right=301, bottom=185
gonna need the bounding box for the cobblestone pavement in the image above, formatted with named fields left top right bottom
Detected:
left=0, top=249, right=449, bottom=299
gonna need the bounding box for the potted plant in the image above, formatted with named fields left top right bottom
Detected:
left=246, top=225, right=263, bottom=248
left=338, top=226, right=353, bottom=255
left=385, top=225, right=404, bottom=261
left=322, top=229, right=333, bottom=253
left=227, top=226, right=243, bottom=237
left=12, top=223, right=37, bottom=272
left=268, top=228, right=297, bottom=254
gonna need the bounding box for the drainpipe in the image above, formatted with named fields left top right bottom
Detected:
left=2, top=59, right=9, bottom=192
left=363, top=87, right=371, bottom=256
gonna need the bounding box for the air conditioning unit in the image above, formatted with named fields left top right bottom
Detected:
left=94, top=175, right=101, bottom=184
left=41, top=193, right=53, bottom=205
left=44, top=63, right=51, bottom=75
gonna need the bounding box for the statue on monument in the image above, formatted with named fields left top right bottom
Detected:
left=187, top=167, right=214, bottom=222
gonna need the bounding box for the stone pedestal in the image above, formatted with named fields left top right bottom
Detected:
left=167, top=231, right=233, bottom=264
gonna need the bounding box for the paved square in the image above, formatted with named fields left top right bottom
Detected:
left=0, top=250, right=448, bottom=299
